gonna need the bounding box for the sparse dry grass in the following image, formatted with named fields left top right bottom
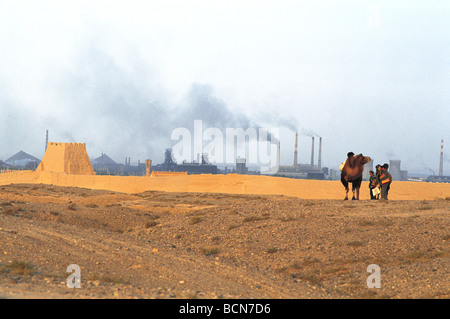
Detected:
left=279, top=216, right=296, bottom=222
left=189, top=216, right=203, bottom=225
left=347, top=241, right=364, bottom=247
left=358, top=220, right=376, bottom=226
left=0, top=260, right=36, bottom=276
left=1, top=207, right=17, bottom=216
left=243, top=215, right=270, bottom=222
left=145, top=220, right=159, bottom=228
left=291, top=271, right=323, bottom=286
left=417, top=205, right=432, bottom=210
left=201, top=247, right=219, bottom=256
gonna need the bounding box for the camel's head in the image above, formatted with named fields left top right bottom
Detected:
left=355, top=154, right=371, bottom=165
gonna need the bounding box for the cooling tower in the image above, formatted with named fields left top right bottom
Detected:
left=389, top=160, right=402, bottom=181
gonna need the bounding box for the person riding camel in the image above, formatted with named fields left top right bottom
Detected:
left=339, top=152, right=355, bottom=171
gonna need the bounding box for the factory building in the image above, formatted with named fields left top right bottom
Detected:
left=91, top=153, right=149, bottom=176
left=275, top=133, right=326, bottom=180
left=152, top=149, right=218, bottom=175
left=3, top=151, right=40, bottom=170
left=236, top=157, right=248, bottom=174
left=92, top=153, right=118, bottom=168
left=0, top=160, right=13, bottom=172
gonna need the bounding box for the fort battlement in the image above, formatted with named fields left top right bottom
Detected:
left=36, top=142, right=94, bottom=175
left=48, top=142, right=86, bottom=147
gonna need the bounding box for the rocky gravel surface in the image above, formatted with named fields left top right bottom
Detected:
left=0, top=183, right=448, bottom=299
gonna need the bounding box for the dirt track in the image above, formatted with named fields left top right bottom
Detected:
left=0, top=183, right=448, bottom=299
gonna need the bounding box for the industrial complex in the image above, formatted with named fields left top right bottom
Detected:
left=275, top=133, right=327, bottom=180
left=0, top=131, right=448, bottom=183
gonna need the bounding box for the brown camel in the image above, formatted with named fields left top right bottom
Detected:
left=341, top=152, right=371, bottom=200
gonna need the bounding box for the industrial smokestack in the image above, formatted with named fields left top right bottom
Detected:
left=45, top=129, right=48, bottom=152
left=318, top=137, right=322, bottom=169
left=439, top=139, right=444, bottom=176
left=311, top=136, right=314, bottom=166
left=294, top=132, right=298, bottom=166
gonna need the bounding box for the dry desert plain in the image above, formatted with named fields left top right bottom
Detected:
left=0, top=177, right=449, bottom=299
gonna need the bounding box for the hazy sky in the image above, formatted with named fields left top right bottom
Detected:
left=0, top=0, right=449, bottom=174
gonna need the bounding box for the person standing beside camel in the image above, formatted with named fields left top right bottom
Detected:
left=375, top=164, right=382, bottom=199
left=379, top=164, right=392, bottom=200
left=369, top=170, right=380, bottom=200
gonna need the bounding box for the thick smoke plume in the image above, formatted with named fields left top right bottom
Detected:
left=0, top=43, right=317, bottom=165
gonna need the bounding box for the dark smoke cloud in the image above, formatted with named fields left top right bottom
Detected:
left=178, top=84, right=252, bottom=129
left=11, top=43, right=294, bottom=164
left=48, top=43, right=173, bottom=162
left=0, top=39, right=312, bottom=165
left=179, top=83, right=282, bottom=147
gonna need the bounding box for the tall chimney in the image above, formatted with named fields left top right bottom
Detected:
left=45, top=129, right=48, bottom=152
left=294, top=132, right=298, bottom=166
left=439, top=139, right=444, bottom=176
left=318, top=137, right=322, bottom=169
left=310, top=136, right=314, bottom=166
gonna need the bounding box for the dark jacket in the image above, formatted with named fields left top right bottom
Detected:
left=369, top=175, right=379, bottom=189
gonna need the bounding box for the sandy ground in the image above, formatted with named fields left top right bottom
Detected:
left=0, top=182, right=448, bottom=299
